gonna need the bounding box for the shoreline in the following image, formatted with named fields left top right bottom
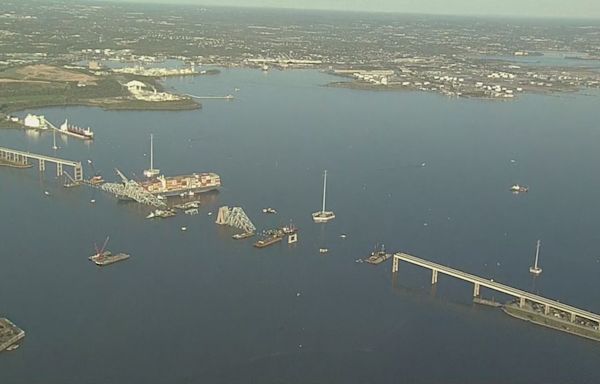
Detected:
left=0, top=98, right=201, bottom=115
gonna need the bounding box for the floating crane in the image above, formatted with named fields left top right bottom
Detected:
left=529, top=240, right=543, bottom=275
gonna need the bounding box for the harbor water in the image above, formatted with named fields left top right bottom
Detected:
left=1, top=69, right=600, bottom=383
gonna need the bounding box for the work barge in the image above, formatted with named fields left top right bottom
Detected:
left=0, top=317, right=25, bottom=352
left=392, top=252, right=600, bottom=342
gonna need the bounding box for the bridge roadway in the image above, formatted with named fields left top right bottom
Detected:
left=392, top=252, right=600, bottom=326
left=0, top=146, right=83, bottom=181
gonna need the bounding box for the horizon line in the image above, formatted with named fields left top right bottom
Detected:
left=89, top=0, right=600, bottom=21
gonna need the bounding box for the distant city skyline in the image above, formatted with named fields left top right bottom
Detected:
left=106, top=0, right=600, bottom=19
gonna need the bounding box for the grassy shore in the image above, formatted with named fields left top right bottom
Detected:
left=0, top=64, right=200, bottom=113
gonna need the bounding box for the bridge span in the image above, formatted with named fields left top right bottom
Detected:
left=0, top=146, right=83, bottom=181
left=392, top=252, right=600, bottom=328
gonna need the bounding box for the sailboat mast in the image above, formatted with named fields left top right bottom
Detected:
left=534, top=240, right=541, bottom=268
left=322, top=170, right=327, bottom=212
left=150, top=134, right=154, bottom=170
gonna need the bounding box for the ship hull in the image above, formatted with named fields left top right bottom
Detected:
left=59, top=129, right=93, bottom=140
left=156, top=185, right=220, bottom=197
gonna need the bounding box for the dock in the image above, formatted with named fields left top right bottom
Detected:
left=392, top=252, right=600, bottom=340
left=0, top=318, right=25, bottom=352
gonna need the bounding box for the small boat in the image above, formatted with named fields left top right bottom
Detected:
left=233, top=232, right=255, bottom=240
left=90, top=199, right=96, bottom=204
left=510, top=184, right=529, bottom=193
left=184, top=208, right=199, bottom=215
left=262, top=207, right=277, bottom=214
left=319, top=248, right=329, bottom=254
left=181, top=226, right=188, bottom=231
left=340, top=234, right=347, bottom=239
left=44, top=191, right=50, bottom=196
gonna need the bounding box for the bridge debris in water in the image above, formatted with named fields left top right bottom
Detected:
left=100, top=168, right=166, bottom=208
left=215, top=206, right=256, bottom=234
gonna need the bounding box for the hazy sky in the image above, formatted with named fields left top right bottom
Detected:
left=113, top=0, right=600, bottom=19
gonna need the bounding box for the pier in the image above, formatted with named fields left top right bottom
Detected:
left=392, top=252, right=600, bottom=330
left=0, top=146, right=83, bottom=181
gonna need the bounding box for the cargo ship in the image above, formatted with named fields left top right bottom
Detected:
left=140, top=134, right=221, bottom=197
left=59, top=119, right=94, bottom=140
left=142, top=173, right=221, bottom=197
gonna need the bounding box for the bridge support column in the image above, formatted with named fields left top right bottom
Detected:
left=56, top=163, right=63, bottom=176
left=74, top=163, right=83, bottom=182
left=473, top=283, right=480, bottom=297
left=519, top=297, right=526, bottom=308
left=431, top=269, right=438, bottom=285
left=570, top=313, right=576, bottom=322
left=392, top=256, right=399, bottom=273
left=39, top=159, right=45, bottom=171
left=544, top=305, right=550, bottom=315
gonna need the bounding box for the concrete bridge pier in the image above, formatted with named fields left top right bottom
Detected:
left=431, top=269, right=438, bottom=284
left=473, top=283, right=480, bottom=297
left=39, top=159, right=45, bottom=171
left=56, top=162, right=63, bottom=177
left=392, top=256, right=399, bottom=273
left=519, top=297, right=526, bottom=308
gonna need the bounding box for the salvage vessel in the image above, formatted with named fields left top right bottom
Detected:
left=89, top=237, right=130, bottom=266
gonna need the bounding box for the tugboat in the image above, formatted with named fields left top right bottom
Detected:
left=89, top=237, right=130, bottom=266
left=365, top=244, right=392, bottom=265
left=510, top=184, right=529, bottom=194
